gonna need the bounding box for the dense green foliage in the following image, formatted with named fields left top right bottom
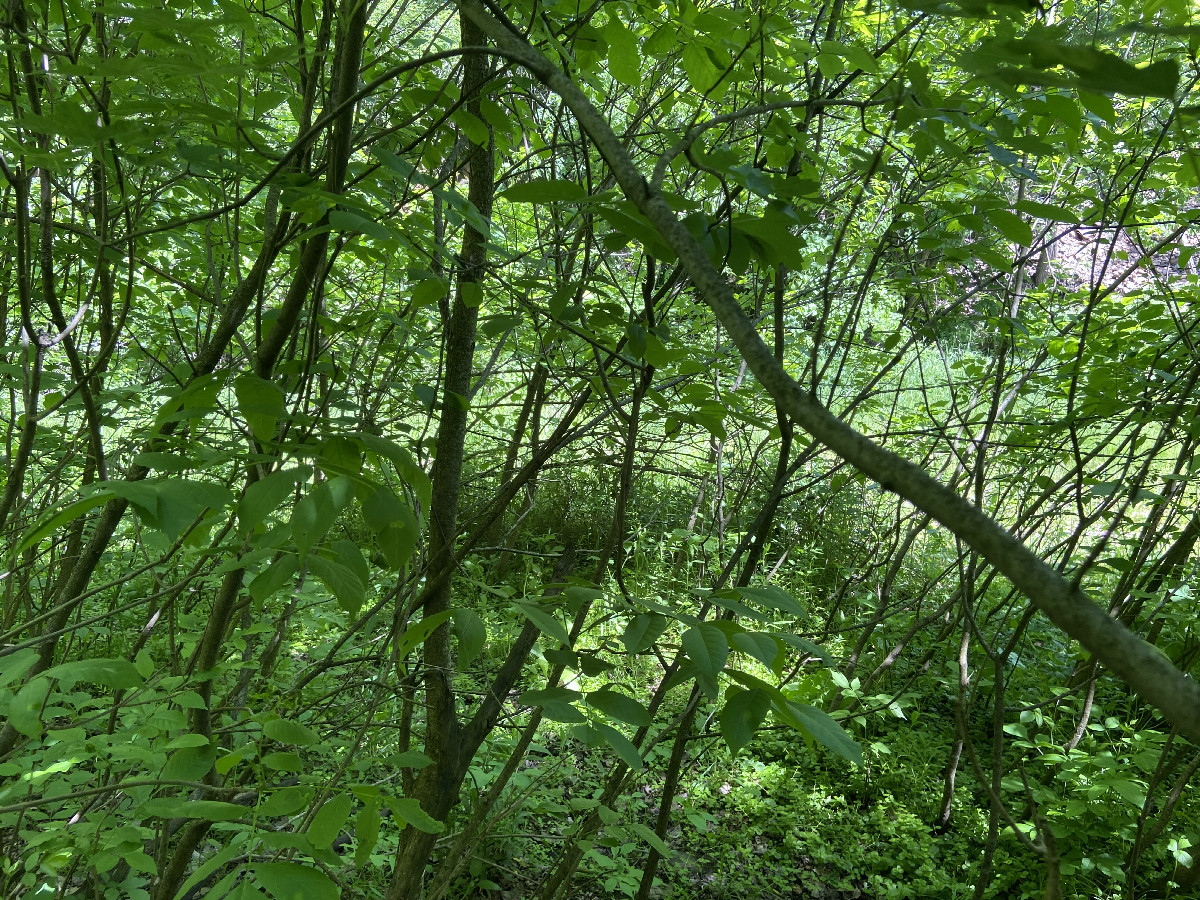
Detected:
left=3, top=0, right=1200, bottom=898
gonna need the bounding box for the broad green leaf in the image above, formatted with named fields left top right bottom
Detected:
left=586, top=687, right=652, bottom=727
left=355, top=795, right=381, bottom=867
left=629, top=822, right=671, bottom=856
left=362, top=486, right=410, bottom=533
left=329, top=209, right=391, bottom=242
left=623, top=613, right=668, bottom=653
left=377, top=513, right=418, bottom=572
left=258, top=786, right=311, bottom=817
left=291, top=482, right=336, bottom=556
left=43, top=657, right=143, bottom=690
left=605, top=17, right=641, bottom=87
left=985, top=208, right=1032, bottom=245
left=252, top=862, right=339, bottom=900
left=240, top=468, right=304, bottom=529
left=730, top=632, right=783, bottom=672
left=719, top=687, right=772, bottom=755
left=499, top=179, right=588, bottom=203
left=515, top=602, right=571, bottom=646
left=8, top=677, right=50, bottom=737
left=681, top=624, right=728, bottom=683
left=172, top=845, right=243, bottom=900
left=1107, top=778, right=1148, bottom=809
left=308, top=554, right=366, bottom=617
left=163, top=744, right=217, bottom=781
left=1015, top=199, right=1082, bottom=224
left=262, top=751, right=305, bottom=773
left=14, top=491, right=113, bottom=556
left=388, top=797, right=444, bottom=833
left=389, top=750, right=434, bottom=769
left=248, top=554, right=299, bottom=604
left=776, top=634, right=835, bottom=666
left=215, top=743, right=257, bottom=775
left=452, top=109, right=490, bottom=147
left=574, top=721, right=643, bottom=770
left=681, top=42, right=719, bottom=92
left=412, top=277, right=450, bottom=307
left=263, top=717, right=319, bottom=746
left=777, top=700, right=862, bottom=767
left=152, top=479, right=233, bottom=539
left=0, top=648, right=39, bottom=688
left=235, top=373, right=287, bottom=441
left=734, top=585, right=808, bottom=619
left=396, top=610, right=454, bottom=657
left=520, top=686, right=583, bottom=706
left=460, top=280, right=484, bottom=309
left=1007, top=38, right=1179, bottom=98
left=816, top=52, right=844, bottom=77
left=452, top=607, right=486, bottom=669
left=141, top=799, right=249, bottom=821
left=307, top=794, right=354, bottom=849
left=332, top=540, right=369, bottom=592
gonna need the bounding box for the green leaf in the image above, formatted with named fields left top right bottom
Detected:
left=258, top=786, right=311, bottom=817
left=14, top=491, right=113, bottom=556
left=499, top=179, right=588, bottom=203
left=172, top=845, right=243, bottom=900
left=252, top=862, right=339, bottom=900
left=390, top=750, right=434, bottom=769
left=388, top=797, right=445, bottom=833
left=0, top=648, right=39, bottom=688
left=515, top=601, right=571, bottom=646
left=460, top=280, right=484, bottom=309
left=329, top=209, right=391, bottom=242
left=332, top=539, right=369, bottom=590
left=734, top=585, right=807, bottom=619
left=776, top=634, right=835, bottom=666
left=163, top=744, right=217, bottom=781
left=240, top=468, right=304, bottom=530
left=605, top=17, right=641, bottom=87
left=249, top=554, right=299, bottom=604
left=452, top=109, right=490, bottom=147
left=730, top=632, right=783, bottom=671
left=215, top=743, right=256, bottom=775
left=520, top=686, right=583, bottom=706
left=586, top=687, right=652, bottom=727
left=291, top=482, right=336, bottom=556
left=396, top=610, right=454, bottom=657
left=681, top=42, right=719, bottom=92
left=263, top=717, right=319, bottom=746
left=575, top=721, right=643, bottom=770
left=355, top=795, right=381, bottom=867
left=261, top=751, right=305, bottom=773
left=452, top=607, right=486, bottom=669
left=412, top=277, right=450, bottom=307
left=43, top=657, right=143, bottom=690
left=984, top=208, right=1032, bottom=245
left=8, top=677, right=50, bottom=737
left=623, top=613, right=667, bottom=653
left=1107, top=778, right=1147, bottom=809
left=141, top=799, right=250, bottom=821
left=681, top=623, right=729, bottom=699
left=308, top=554, right=366, bottom=618
left=720, top=687, right=772, bottom=755
left=628, top=822, right=671, bottom=856
left=777, top=700, right=862, bottom=767
left=235, top=373, right=287, bottom=441
left=1014, top=199, right=1082, bottom=224
left=307, top=794, right=354, bottom=849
